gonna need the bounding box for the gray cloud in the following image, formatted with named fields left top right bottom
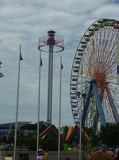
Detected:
left=0, top=0, right=118, bottom=127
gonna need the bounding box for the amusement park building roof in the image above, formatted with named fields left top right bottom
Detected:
left=0, top=121, right=31, bottom=129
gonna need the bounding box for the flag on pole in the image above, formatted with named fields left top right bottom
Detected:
left=40, top=58, right=43, bottom=66
left=80, top=69, right=83, bottom=75
left=117, top=34, right=119, bottom=84
left=61, top=63, right=63, bottom=70
left=20, top=52, right=23, bottom=60
left=80, top=66, right=83, bottom=75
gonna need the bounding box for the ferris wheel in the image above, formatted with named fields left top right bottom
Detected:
left=70, top=18, right=119, bottom=130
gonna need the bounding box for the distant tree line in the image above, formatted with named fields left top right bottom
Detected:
left=1, top=121, right=119, bottom=151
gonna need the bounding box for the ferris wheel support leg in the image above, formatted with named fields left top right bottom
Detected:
left=106, top=86, right=119, bottom=123
left=82, top=84, right=93, bottom=128
left=92, top=80, right=106, bottom=126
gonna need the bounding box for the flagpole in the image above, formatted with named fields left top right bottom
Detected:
left=117, top=34, right=119, bottom=84
left=14, top=45, right=22, bottom=160
left=36, top=52, right=42, bottom=160
left=58, top=57, right=62, bottom=160
left=79, top=60, right=83, bottom=160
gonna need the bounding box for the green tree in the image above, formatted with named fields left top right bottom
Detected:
left=84, top=127, right=98, bottom=146
left=60, top=125, right=68, bottom=137
left=98, top=123, right=119, bottom=147
left=14, top=121, right=119, bottom=151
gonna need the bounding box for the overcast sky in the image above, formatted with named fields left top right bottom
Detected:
left=0, top=0, right=119, bottom=127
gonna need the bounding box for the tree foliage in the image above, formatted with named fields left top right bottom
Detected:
left=10, top=121, right=119, bottom=151
left=98, top=123, right=119, bottom=147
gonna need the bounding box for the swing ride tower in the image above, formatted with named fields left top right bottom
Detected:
left=38, top=30, right=64, bottom=124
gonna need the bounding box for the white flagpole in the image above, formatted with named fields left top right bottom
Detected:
left=58, top=57, right=62, bottom=160
left=14, top=45, right=22, bottom=160
left=79, top=60, right=83, bottom=160
left=117, top=34, right=119, bottom=84
left=36, top=52, right=42, bottom=160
